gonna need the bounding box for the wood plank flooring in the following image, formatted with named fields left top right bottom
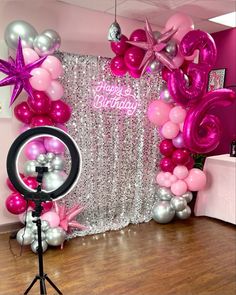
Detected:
left=0, top=217, right=235, bottom=295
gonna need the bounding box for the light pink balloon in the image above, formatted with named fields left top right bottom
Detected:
left=24, top=140, right=46, bottom=160
left=185, top=168, right=207, bottom=191
left=173, top=165, right=189, bottom=179
left=163, top=179, right=171, bottom=188
left=164, top=172, right=172, bottom=179
left=41, top=55, right=63, bottom=79
left=46, top=80, right=64, bottom=100
left=41, top=211, right=60, bottom=228
left=29, top=68, right=51, bottom=91
left=161, top=121, right=180, bottom=139
left=23, top=48, right=39, bottom=65
left=147, top=100, right=172, bottom=126
left=171, top=179, right=188, bottom=195
left=156, top=171, right=166, bottom=186
left=170, top=174, right=177, bottom=183
left=44, top=136, right=65, bottom=154
left=169, top=106, right=187, bottom=124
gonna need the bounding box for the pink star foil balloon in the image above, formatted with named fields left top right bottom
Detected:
left=54, top=202, right=87, bottom=233
left=127, top=19, right=178, bottom=75
left=0, top=38, right=46, bottom=106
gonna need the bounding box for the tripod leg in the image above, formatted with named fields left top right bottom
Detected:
left=45, top=275, right=63, bottom=294
left=40, top=277, right=47, bottom=295
left=24, top=276, right=38, bottom=294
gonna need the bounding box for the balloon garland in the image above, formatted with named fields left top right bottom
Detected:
left=1, top=20, right=86, bottom=253
left=109, top=13, right=236, bottom=223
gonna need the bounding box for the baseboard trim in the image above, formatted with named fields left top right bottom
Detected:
left=0, top=222, right=22, bottom=234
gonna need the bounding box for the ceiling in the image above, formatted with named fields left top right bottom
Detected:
left=59, top=0, right=236, bottom=33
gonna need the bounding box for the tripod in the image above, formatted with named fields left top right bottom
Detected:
left=24, top=167, right=62, bottom=295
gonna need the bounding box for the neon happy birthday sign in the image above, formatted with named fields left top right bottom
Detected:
left=93, top=81, right=137, bottom=116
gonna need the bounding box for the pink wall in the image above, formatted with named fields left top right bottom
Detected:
left=0, top=0, right=160, bottom=225
left=210, top=28, right=236, bottom=155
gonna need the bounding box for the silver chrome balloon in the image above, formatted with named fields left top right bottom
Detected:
left=24, top=160, right=40, bottom=177
left=45, top=227, right=66, bottom=246
left=156, top=187, right=173, bottom=201
left=41, top=220, right=50, bottom=232
left=148, top=59, right=163, bottom=73
left=16, top=227, right=34, bottom=245
left=37, top=154, right=48, bottom=165
left=33, top=34, right=56, bottom=56
left=46, top=152, right=55, bottom=162
left=181, top=191, right=193, bottom=203
left=44, top=162, right=54, bottom=172
left=42, top=171, right=67, bottom=191
left=160, top=86, right=173, bottom=104
left=152, top=201, right=175, bottom=224
left=165, top=40, right=177, bottom=57
left=31, top=240, right=48, bottom=254
left=153, top=31, right=161, bottom=40
left=34, top=231, right=46, bottom=241
left=4, top=20, right=38, bottom=50
left=51, top=155, right=65, bottom=171
left=42, top=29, right=61, bottom=51
left=170, top=196, right=187, bottom=212
left=176, top=205, right=191, bottom=220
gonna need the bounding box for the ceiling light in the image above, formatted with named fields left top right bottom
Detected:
left=208, top=12, right=236, bottom=28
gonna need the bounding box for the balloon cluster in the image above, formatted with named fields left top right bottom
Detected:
left=152, top=187, right=193, bottom=224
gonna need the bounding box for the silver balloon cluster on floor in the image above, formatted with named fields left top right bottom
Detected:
left=16, top=210, right=66, bottom=253
left=24, top=152, right=67, bottom=191
left=4, top=20, right=61, bottom=56
left=152, top=187, right=192, bottom=224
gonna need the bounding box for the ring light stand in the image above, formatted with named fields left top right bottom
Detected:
left=7, top=126, right=82, bottom=295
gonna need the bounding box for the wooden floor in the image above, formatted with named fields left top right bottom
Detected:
left=0, top=217, right=235, bottom=295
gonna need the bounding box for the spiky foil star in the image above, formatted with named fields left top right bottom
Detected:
left=127, top=18, right=178, bottom=76
left=0, top=38, right=46, bottom=106
left=54, top=202, right=87, bottom=233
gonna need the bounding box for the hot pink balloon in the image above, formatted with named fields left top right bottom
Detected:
left=41, top=55, right=63, bottom=79
left=169, top=106, right=187, bottom=124
left=44, top=137, right=65, bottom=154
left=23, top=176, right=38, bottom=189
left=185, top=156, right=195, bottom=169
left=6, top=174, right=24, bottom=192
left=27, top=91, right=51, bottom=114
left=124, top=46, right=144, bottom=70
left=46, top=80, right=64, bottom=100
left=24, top=140, right=46, bottom=160
left=28, top=200, right=53, bottom=214
left=23, top=48, right=39, bottom=65
left=128, top=69, right=141, bottom=78
left=5, top=192, right=27, bottom=215
left=171, top=180, right=188, bottom=195
left=159, top=139, right=175, bottom=157
left=49, top=100, right=72, bottom=124
left=111, top=35, right=129, bottom=55
left=160, top=157, right=175, bottom=173
left=147, top=100, right=172, bottom=126
left=110, top=56, right=127, bottom=77
left=129, top=29, right=147, bottom=42
left=31, top=115, right=54, bottom=127
left=185, top=168, right=206, bottom=191
left=14, top=102, right=34, bottom=124
left=172, top=132, right=185, bottom=149
left=173, top=165, right=189, bottom=180
left=172, top=149, right=190, bottom=165
left=29, top=68, right=51, bottom=91
left=161, top=121, right=180, bottom=139
left=41, top=211, right=60, bottom=228
left=19, top=124, right=31, bottom=134
left=55, top=123, right=68, bottom=132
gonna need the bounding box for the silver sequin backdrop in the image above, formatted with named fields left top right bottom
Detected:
left=58, top=52, right=163, bottom=238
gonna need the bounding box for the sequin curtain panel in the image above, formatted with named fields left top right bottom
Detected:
left=57, top=52, right=163, bottom=238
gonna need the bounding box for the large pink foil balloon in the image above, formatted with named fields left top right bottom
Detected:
left=147, top=100, right=172, bottom=126
left=29, top=68, right=51, bottom=91
left=46, top=80, right=64, bottom=100
left=23, top=48, right=39, bottom=65
left=173, top=165, right=189, bottom=180
left=14, top=102, right=33, bottom=124
left=124, top=46, right=144, bottom=70
left=129, top=29, right=147, bottom=42
left=171, top=180, right=188, bottom=195
left=44, top=137, right=65, bottom=154
left=172, top=149, right=190, bottom=165
left=31, top=115, right=54, bottom=127
left=185, top=168, right=206, bottom=191
left=110, top=56, right=127, bottom=77
left=49, top=100, right=71, bottom=124
left=111, top=35, right=129, bottom=55
left=159, top=139, right=175, bottom=157
left=24, top=140, right=46, bottom=160
left=5, top=192, right=27, bottom=215
left=169, top=106, right=187, bottom=124
left=41, top=55, right=63, bottom=79
left=161, top=121, right=180, bottom=139
left=27, top=91, right=51, bottom=114
left=41, top=211, right=60, bottom=228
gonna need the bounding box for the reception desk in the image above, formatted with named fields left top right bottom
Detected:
left=194, top=154, right=236, bottom=224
